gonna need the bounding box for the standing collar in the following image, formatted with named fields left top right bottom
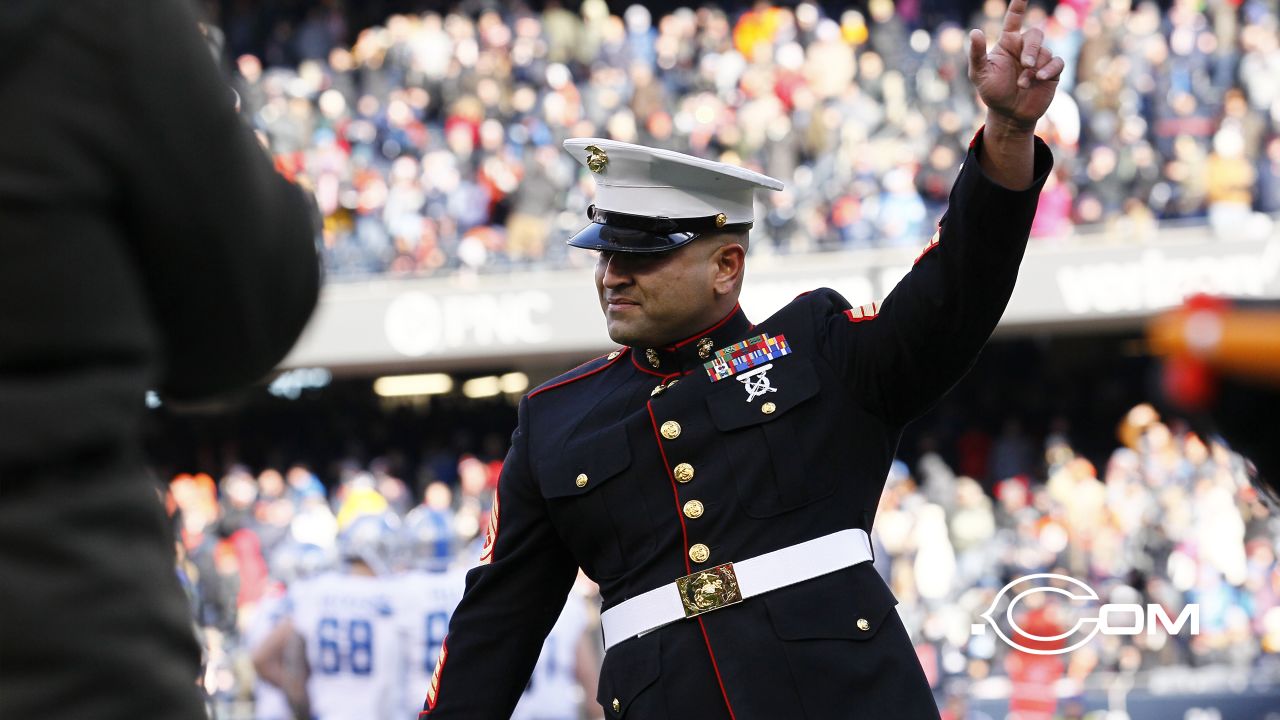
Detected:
left=631, top=303, right=754, bottom=376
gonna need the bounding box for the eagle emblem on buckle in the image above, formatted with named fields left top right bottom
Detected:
left=676, top=563, right=743, bottom=618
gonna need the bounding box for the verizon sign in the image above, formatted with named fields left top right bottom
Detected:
left=1054, top=240, right=1280, bottom=316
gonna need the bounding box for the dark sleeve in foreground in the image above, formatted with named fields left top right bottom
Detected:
left=818, top=130, right=1054, bottom=426
left=123, top=0, right=320, bottom=400
left=421, top=398, right=578, bottom=718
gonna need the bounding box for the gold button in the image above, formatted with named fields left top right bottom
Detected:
left=660, top=421, right=681, bottom=440
left=683, top=500, right=704, bottom=519
left=761, top=402, right=777, bottom=415
left=857, top=618, right=870, bottom=632
left=673, top=463, right=695, bottom=483
left=575, top=473, right=588, bottom=488
left=612, top=698, right=620, bottom=713
left=689, top=543, right=710, bottom=563
left=607, top=350, right=620, bottom=360
left=645, top=349, right=660, bottom=368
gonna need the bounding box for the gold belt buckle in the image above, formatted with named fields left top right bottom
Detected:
left=675, top=562, right=743, bottom=619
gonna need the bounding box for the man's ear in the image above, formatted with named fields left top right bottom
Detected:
left=711, top=240, right=746, bottom=296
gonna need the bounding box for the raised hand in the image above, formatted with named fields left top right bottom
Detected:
left=967, top=0, right=1065, bottom=132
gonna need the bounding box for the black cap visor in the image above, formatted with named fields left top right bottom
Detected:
left=566, top=222, right=700, bottom=253
left=566, top=206, right=751, bottom=253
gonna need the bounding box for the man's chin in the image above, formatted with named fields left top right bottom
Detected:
left=604, top=319, right=649, bottom=348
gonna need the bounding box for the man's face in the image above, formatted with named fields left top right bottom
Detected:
left=594, top=238, right=730, bottom=347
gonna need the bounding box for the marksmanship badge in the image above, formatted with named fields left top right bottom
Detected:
left=737, top=364, right=778, bottom=402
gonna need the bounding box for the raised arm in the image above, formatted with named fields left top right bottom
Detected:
left=816, top=0, right=1063, bottom=426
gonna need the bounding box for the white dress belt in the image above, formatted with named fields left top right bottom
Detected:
left=600, top=528, right=874, bottom=651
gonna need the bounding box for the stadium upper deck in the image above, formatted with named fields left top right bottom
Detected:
left=219, top=0, right=1280, bottom=280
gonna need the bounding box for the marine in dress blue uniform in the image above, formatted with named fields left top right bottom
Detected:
left=421, top=5, right=1064, bottom=717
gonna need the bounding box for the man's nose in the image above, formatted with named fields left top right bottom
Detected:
left=601, top=254, right=632, bottom=287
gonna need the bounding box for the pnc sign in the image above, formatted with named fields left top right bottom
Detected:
left=971, top=573, right=1200, bottom=656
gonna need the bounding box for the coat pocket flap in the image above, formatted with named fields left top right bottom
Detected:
left=705, top=359, right=820, bottom=431
left=596, top=631, right=661, bottom=716
left=538, top=426, right=632, bottom=499
left=764, top=562, right=899, bottom=641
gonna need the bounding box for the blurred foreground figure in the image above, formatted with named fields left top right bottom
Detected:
left=0, top=1, right=320, bottom=718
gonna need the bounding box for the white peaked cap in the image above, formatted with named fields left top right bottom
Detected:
left=563, top=138, right=784, bottom=226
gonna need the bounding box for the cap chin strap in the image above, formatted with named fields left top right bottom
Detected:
left=588, top=205, right=753, bottom=234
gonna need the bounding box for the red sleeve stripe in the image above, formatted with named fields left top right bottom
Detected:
left=913, top=229, right=941, bottom=265
left=844, top=302, right=880, bottom=323
left=425, top=639, right=449, bottom=711
left=478, top=488, right=500, bottom=565
left=423, top=487, right=497, bottom=713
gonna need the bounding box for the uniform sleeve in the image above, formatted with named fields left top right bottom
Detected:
left=818, top=129, right=1053, bottom=426
left=121, top=0, right=320, bottom=400
left=421, top=398, right=578, bottom=718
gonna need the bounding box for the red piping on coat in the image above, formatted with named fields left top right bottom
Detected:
left=667, top=303, right=742, bottom=349
left=645, top=401, right=738, bottom=720
left=697, top=618, right=738, bottom=720
left=969, top=124, right=985, bottom=149
left=631, top=351, right=667, bottom=377
left=528, top=350, right=627, bottom=398
left=646, top=401, right=692, bottom=575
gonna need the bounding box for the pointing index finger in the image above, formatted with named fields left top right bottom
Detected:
left=1003, top=0, right=1028, bottom=34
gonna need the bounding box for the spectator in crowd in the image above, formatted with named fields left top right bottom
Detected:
left=1206, top=125, right=1256, bottom=237
left=209, top=0, right=1277, bottom=278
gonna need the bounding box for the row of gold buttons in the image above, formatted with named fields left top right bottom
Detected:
left=660, top=418, right=710, bottom=565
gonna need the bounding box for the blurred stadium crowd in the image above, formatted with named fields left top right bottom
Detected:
left=168, top=402, right=1280, bottom=718
left=216, top=0, right=1280, bottom=277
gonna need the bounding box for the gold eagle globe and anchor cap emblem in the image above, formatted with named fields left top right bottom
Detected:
left=585, top=145, right=608, bottom=173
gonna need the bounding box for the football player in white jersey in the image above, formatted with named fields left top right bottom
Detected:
left=254, top=513, right=402, bottom=720
left=394, top=505, right=467, bottom=720
left=511, top=574, right=604, bottom=720
left=247, top=542, right=333, bottom=720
